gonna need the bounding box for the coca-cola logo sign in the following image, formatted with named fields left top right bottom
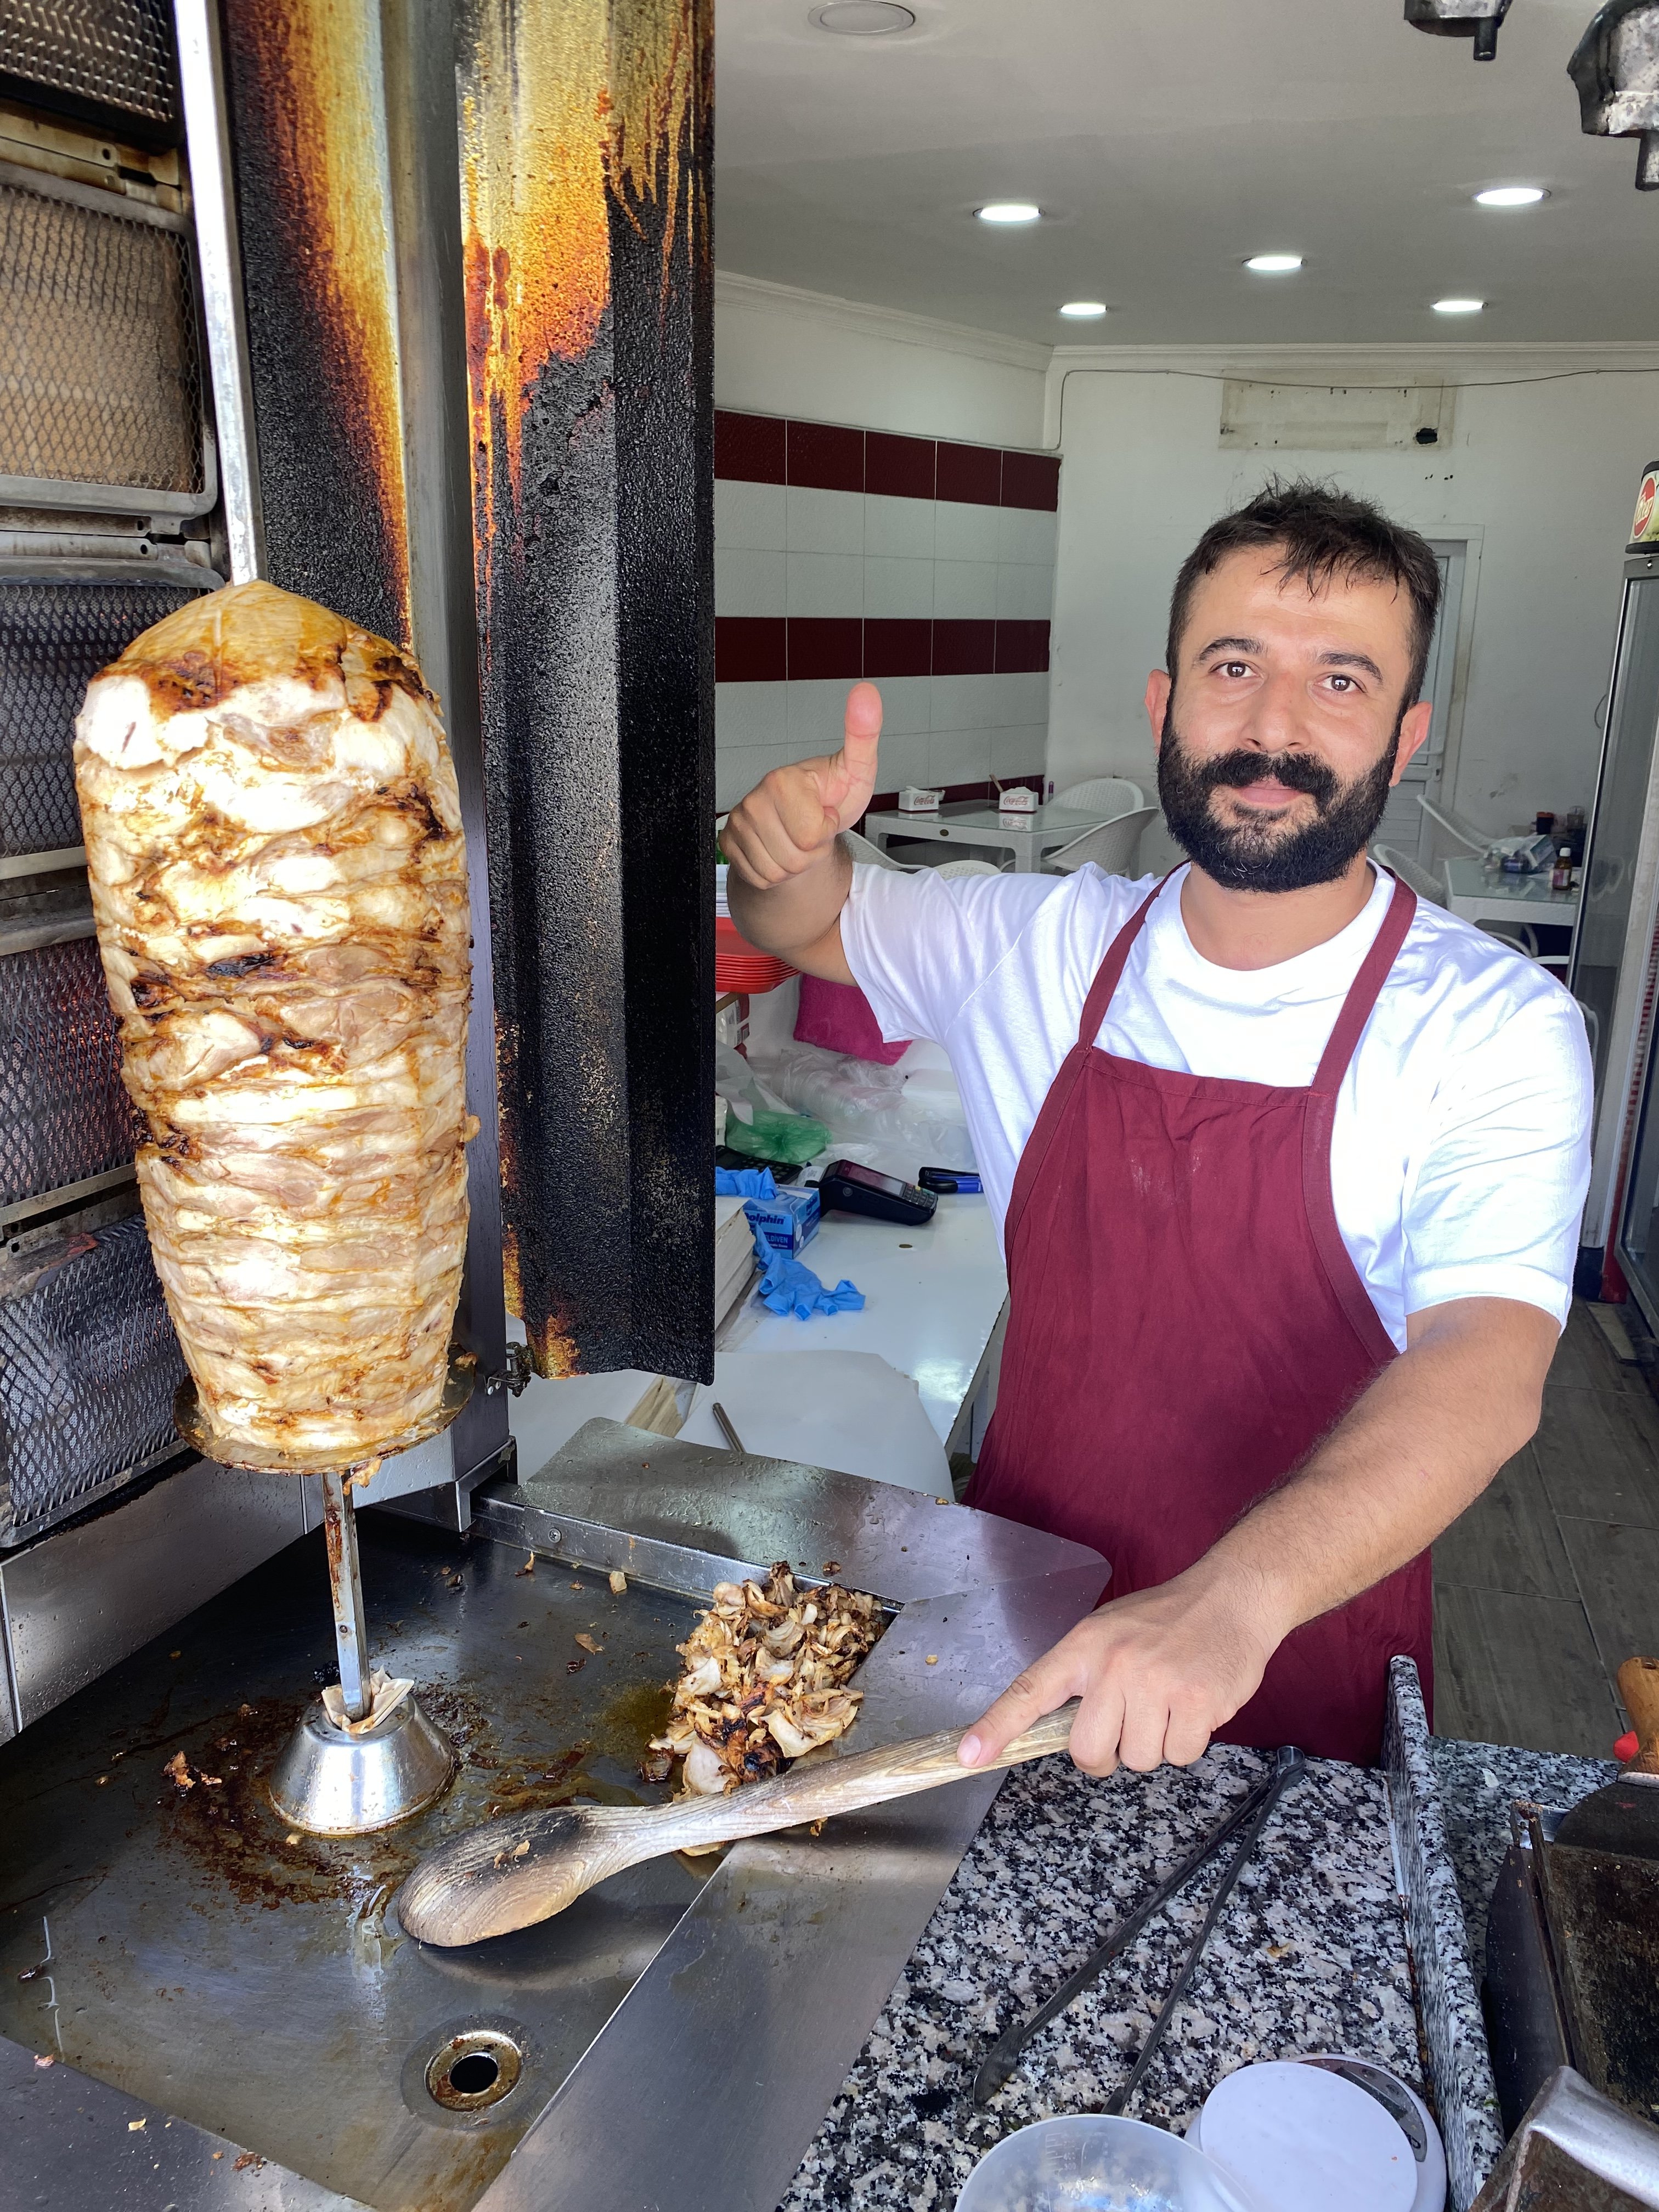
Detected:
left=1635, top=472, right=1658, bottom=542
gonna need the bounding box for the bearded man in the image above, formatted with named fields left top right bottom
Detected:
left=721, top=482, right=1591, bottom=1770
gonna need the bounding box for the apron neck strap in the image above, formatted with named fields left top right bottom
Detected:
left=1311, top=872, right=1418, bottom=1096
left=1076, top=866, right=1418, bottom=1082
left=1075, top=874, right=1172, bottom=1049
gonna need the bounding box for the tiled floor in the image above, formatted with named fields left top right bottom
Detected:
left=1432, top=1300, right=1659, bottom=1757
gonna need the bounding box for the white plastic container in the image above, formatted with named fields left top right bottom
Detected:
left=1189, top=2061, right=1433, bottom=2212
left=955, top=2114, right=1260, bottom=2212
left=899, top=785, right=944, bottom=812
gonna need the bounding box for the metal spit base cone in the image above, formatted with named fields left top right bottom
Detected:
left=268, top=1692, right=455, bottom=1836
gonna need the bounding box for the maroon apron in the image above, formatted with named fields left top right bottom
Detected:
left=966, top=872, right=1431, bottom=1765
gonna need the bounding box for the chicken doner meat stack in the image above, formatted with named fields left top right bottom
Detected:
left=72, top=580, right=475, bottom=1817
left=74, top=579, right=474, bottom=1469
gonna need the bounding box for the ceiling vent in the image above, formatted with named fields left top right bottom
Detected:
left=1568, top=0, right=1659, bottom=188
left=1404, top=0, right=1513, bottom=61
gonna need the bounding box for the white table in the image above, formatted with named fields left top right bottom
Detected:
left=1443, top=856, right=1580, bottom=932
left=862, top=799, right=1115, bottom=874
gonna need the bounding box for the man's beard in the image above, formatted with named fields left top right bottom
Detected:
left=1156, top=705, right=1400, bottom=894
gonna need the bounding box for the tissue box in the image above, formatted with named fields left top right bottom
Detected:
left=744, top=1182, right=820, bottom=1257
left=898, top=786, right=943, bottom=812
left=996, top=785, right=1039, bottom=815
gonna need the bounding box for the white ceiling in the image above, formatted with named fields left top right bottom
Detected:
left=713, top=0, right=1659, bottom=348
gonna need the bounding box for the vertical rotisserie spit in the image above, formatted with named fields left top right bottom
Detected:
left=72, top=578, right=475, bottom=1470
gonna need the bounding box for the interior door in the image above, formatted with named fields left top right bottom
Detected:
left=1374, top=542, right=1464, bottom=860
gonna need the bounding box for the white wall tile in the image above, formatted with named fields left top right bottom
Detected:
left=934, top=500, right=1000, bottom=562
left=864, top=493, right=935, bottom=558
left=786, top=678, right=852, bottom=757
left=933, top=560, right=998, bottom=620
left=870, top=730, right=931, bottom=794
left=991, top=726, right=1047, bottom=778
left=785, top=485, right=864, bottom=555
left=997, top=506, right=1059, bottom=565
left=869, top=673, right=931, bottom=735
left=931, top=674, right=1002, bottom=732
left=928, top=727, right=991, bottom=786
left=996, top=671, right=1053, bottom=727
left=863, top=555, right=933, bottom=620
left=995, top=561, right=1054, bottom=620
left=715, top=744, right=790, bottom=811
left=785, top=551, right=863, bottom=618
left=715, top=478, right=785, bottom=552
left=715, top=680, right=789, bottom=752
left=715, top=546, right=785, bottom=618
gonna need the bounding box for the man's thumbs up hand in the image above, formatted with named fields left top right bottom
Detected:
left=722, top=683, right=884, bottom=890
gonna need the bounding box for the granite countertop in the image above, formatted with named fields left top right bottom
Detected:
left=780, top=1743, right=1423, bottom=2211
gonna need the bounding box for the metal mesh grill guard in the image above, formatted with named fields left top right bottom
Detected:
left=0, top=0, right=178, bottom=140
left=0, top=180, right=203, bottom=494
left=0, top=937, right=141, bottom=1210
left=0, top=1213, right=185, bottom=1542
left=1, top=578, right=202, bottom=855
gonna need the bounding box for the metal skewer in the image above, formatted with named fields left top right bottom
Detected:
left=320, top=1470, right=370, bottom=1723
left=711, top=1401, right=747, bottom=1453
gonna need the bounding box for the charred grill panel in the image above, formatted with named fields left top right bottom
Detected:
left=0, top=577, right=204, bottom=855
left=0, top=937, right=142, bottom=1210
left=217, top=0, right=409, bottom=646
left=463, top=0, right=715, bottom=1382
left=0, top=0, right=180, bottom=148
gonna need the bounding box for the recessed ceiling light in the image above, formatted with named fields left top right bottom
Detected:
left=811, top=2, right=916, bottom=30
left=1059, top=301, right=1108, bottom=319
left=1432, top=296, right=1486, bottom=314
left=977, top=202, right=1042, bottom=226
left=1474, top=185, right=1547, bottom=207
left=1245, top=253, right=1302, bottom=273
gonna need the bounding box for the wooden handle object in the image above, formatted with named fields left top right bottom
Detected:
left=397, top=1702, right=1078, bottom=1947
left=1618, top=1656, right=1659, bottom=1775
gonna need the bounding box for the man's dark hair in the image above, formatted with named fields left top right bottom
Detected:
left=1165, top=479, right=1443, bottom=707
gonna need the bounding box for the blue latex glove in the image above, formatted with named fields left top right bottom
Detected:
left=714, top=1165, right=777, bottom=1199
left=756, top=1251, right=865, bottom=1321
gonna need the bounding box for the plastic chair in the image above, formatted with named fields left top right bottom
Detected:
left=1372, top=843, right=1446, bottom=906
left=842, top=827, right=915, bottom=872
left=934, top=857, right=1004, bottom=879
left=1043, top=805, right=1158, bottom=877
left=1053, top=776, right=1146, bottom=815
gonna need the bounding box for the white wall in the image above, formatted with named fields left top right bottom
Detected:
left=1041, top=346, right=1659, bottom=834
left=715, top=272, right=1048, bottom=449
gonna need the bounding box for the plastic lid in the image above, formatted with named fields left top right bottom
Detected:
left=1195, top=2062, right=1417, bottom=2212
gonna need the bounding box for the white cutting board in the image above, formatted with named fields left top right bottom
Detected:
left=677, top=1350, right=952, bottom=1496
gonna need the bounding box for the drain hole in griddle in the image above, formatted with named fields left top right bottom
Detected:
left=425, top=2028, right=522, bottom=2112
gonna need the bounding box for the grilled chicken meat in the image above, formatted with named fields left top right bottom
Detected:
left=650, top=1563, right=883, bottom=1794
left=72, top=580, right=475, bottom=1464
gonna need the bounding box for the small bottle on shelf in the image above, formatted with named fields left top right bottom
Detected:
left=1553, top=845, right=1573, bottom=893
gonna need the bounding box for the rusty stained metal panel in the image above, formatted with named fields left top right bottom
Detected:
left=217, top=0, right=411, bottom=645
left=460, top=0, right=715, bottom=1382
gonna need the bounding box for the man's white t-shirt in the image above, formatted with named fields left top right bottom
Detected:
left=840, top=861, right=1593, bottom=1351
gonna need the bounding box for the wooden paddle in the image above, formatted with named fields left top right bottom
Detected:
left=1616, top=1655, right=1659, bottom=1774
left=397, top=1702, right=1079, bottom=1946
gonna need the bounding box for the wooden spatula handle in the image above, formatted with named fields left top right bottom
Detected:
left=1617, top=1656, right=1659, bottom=1775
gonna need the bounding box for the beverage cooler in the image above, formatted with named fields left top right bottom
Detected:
left=1571, top=461, right=1659, bottom=1320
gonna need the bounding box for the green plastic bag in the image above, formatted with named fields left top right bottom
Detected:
left=722, top=1105, right=828, bottom=1165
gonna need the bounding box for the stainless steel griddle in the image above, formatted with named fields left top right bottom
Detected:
left=0, top=1418, right=1104, bottom=2212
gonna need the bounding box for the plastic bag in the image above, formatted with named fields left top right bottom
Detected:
left=714, top=1040, right=828, bottom=1164
left=759, top=1039, right=975, bottom=1169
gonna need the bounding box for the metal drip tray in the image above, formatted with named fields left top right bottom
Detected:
left=0, top=1420, right=1104, bottom=2212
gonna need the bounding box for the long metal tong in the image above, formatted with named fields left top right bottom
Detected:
left=973, top=1743, right=1307, bottom=2107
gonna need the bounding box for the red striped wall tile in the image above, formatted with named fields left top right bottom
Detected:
left=932, top=619, right=997, bottom=676
left=714, top=410, right=786, bottom=484
left=1001, top=450, right=1061, bottom=512
left=716, top=616, right=786, bottom=682
left=865, top=432, right=936, bottom=500
left=863, top=619, right=933, bottom=678
left=935, top=442, right=1002, bottom=507
left=995, top=620, right=1051, bottom=673
left=788, top=618, right=865, bottom=680
left=787, top=420, right=865, bottom=493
